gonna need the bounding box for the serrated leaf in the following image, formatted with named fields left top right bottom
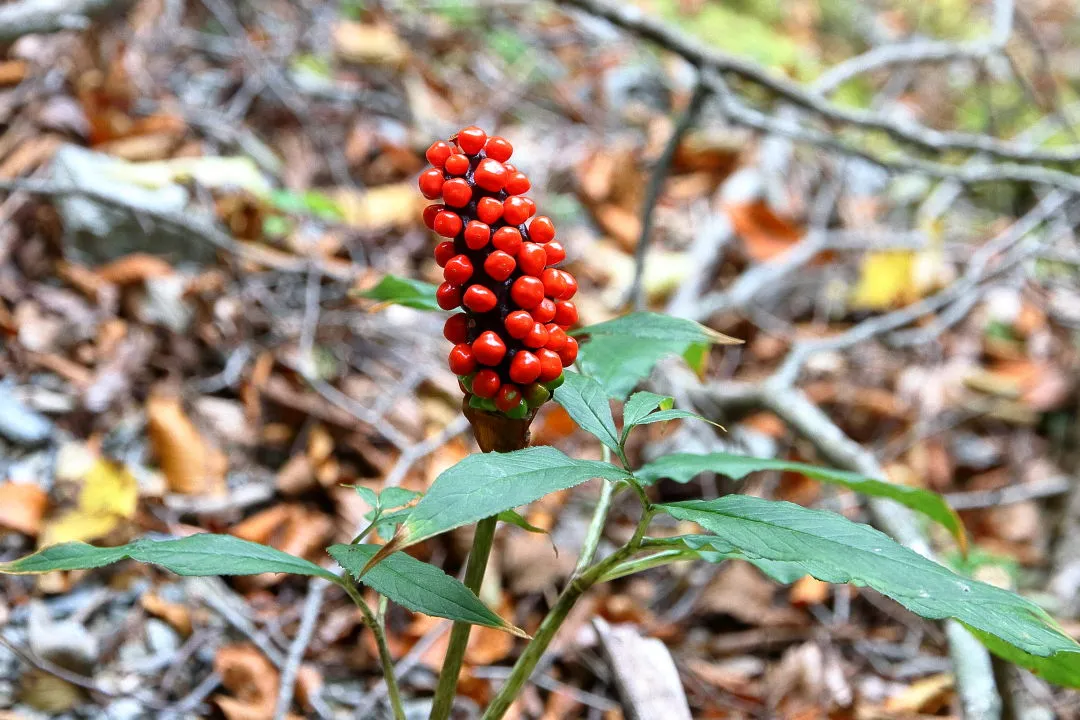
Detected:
left=657, top=496, right=1080, bottom=686
left=372, top=447, right=629, bottom=562
left=576, top=312, right=740, bottom=345
left=638, top=453, right=964, bottom=547
left=357, top=275, right=440, bottom=311
left=622, top=392, right=674, bottom=430
left=328, top=544, right=526, bottom=636
left=0, top=534, right=339, bottom=582
left=554, top=372, right=621, bottom=455
left=349, top=485, right=379, bottom=508
left=574, top=313, right=740, bottom=400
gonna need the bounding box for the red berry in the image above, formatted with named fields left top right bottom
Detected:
left=448, top=343, right=476, bottom=374
left=443, top=255, right=473, bottom=284
left=558, top=336, right=579, bottom=366
left=537, top=349, right=563, bottom=382
left=434, top=241, right=456, bottom=267
left=505, top=310, right=534, bottom=339
left=426, top=141, right=453, bottom=168
left=443, top=313, right=469, bottom=343
left=474, top=158, right=508, bottom=192
left=472, top=369, right=501, bottom=398
left=517, top=243, right=546, bottom=276
left=524, top=322, right=549, bottom=349
left=434, top=210, right=462, bottom=238
left=477, top=197, right=503, bottom=224
left=423, top=204, right=443, bottom=230
left=504, top=163, right=517, bottom=173
left=541, top=267, right=568, bottom=298
left=511, top=276, right=545, bottom=309
left=543, top=241, right=566, bottom=265
left=509, top=351, right=542, bottom=384
left=521, top=197, right=537, bottom=218
left=464, top=220, right=491, bottom=250
left=495, top=384, right=523, bottom=413
left=444, top=153, right=470, bottom=175
left=463, top=284, right=497, bottom=313
left=472, top=331, right=507, bottom=366
left=418, top=169, right=445, bottom=199
left=557, top=271, right=578, bottom=300
left=545, top=324, right=567, bottom=351
left=504, top=171, right=530, bottom=196
left=442, top=178, right=472, bottom=208
left=529, top=216, right=555, bottom=243
left=533, top=298, right=556, bottom=323
left=492, top=227, right=522, bottom=256
left=484, top=250, right=516, bottom=282
left=503, top=196, right=532, bottom=226
left=457, top=126, right=487, bottom=155
left=436, top=282, right=462, bottom=310
left=484, top=136, right=513, bottom=162
left=554, top=300, right=578, bottom=327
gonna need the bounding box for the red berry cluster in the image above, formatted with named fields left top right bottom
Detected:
left=420, top=126, right=579, bottom=418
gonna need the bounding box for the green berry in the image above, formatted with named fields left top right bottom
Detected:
left=460, top=373, right=476, bottom=393
left=524, top=383, right=550, bottom=408
left=469, top=394, right=497, bottom=412
left=505, top=399, right=529, bottom=419
left=543, top=373, right=565, bottom=392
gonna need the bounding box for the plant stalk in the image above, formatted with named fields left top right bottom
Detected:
left=428, top=514, right=499, bottom=720
left=343, top=578, right=406, bottom=720
left=480, top=508, right=653, bottom=720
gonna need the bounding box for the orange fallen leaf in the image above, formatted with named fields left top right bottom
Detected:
left=95, top=254, right=175, bottom=285
left=790, top=576, right=830, bottom=606
left=0, top=60, right=28, bottom=86
left=147, top=392, right=227, bottom=495
left=724, top=200, right=804, bottom=262
left=0, top=482, right=49, bottom=536
left=141, top=593, right=193, bottom=636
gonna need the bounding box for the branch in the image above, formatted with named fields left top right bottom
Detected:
left=628, top=73, right=710, bottom=311
left=0, top=0, right=127, bottom=42
left=556, top=0, right=1080, bottom=166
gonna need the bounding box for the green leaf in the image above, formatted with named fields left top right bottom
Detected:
left=328, top=544, right=526, bottom=636
left=622, top=391, right=674, bottom=429
left=497, top=509, right=548, bottom=534
left=0, top=534, right=339, bottom=582
left=574, top=313, right=740, bottom=399
left=638, top=453, right=964, bottom=547
left=553, top=371, right=621, bottom=455
left=356, top=275, right=440, bottom=311
left=349, top=485, right=379, bottom=508
left=393, top=446, right=629, bottom=551
left=576, top=312, right=739, bottom=344
left=657, top=496, right=1080, bottom=686
left=379, top=487, right=422, bottom=510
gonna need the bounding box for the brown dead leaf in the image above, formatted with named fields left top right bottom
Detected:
left=140, top=593, right=193, bottom=636
left=214, top=644, right=284, bottom=720
left=276, top=454, right=316, bottom=496
left=883, top=673, right=954, bottom=714
left=0, top=60, right=28, bottom=86
left=333, top=22, right=408, bottom=66
left=95, top=253, right=175, bottom=285
left=699, top=562, right=805, bottom=626
left=0, top=135, right=62, bottom=179
left=335, top=183, right=421, bottom=231
left=593, top=205, right=641, bottom=252
left=147, top=392, right=227, bottom=495
left=790, top=576, right=830, bottom=606
left=295, top=665, right=323, bottom=713
left=465, top=596, right=517, bottom=665
left=0, top=482, right=48, bottom=536
left=725, top=200, right=804, bottom=262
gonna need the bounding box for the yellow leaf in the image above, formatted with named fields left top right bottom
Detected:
left=849, top=250, right=915, bottom=310
left=80, top=459, right=138, bottom=518
left=335, top=183, right=421, bottom=231
left=39, top=458, right=138, bottom=547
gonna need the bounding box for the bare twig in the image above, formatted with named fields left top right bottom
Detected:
left=944, top=476, right=1072, bottom=511
left=556, top=0, right=1080, bottom=166
left=0, top=0, right=126, bottom=42
left=628, top=73, right=710, bottom=311
left=274, top=579, right=329, bottom=720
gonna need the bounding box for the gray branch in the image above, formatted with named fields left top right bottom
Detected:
left=0, top=0, right=127, bottom=42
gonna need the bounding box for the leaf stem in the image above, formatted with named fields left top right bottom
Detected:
left=480, top=505, right=655, bottom=720
left=574, top=449, right=618, bottom=576
left=343, top=577, right=406, bottom=720
left=429, top=514, right=499, bottom=720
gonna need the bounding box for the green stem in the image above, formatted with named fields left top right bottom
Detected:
left=574, top=479, right=616, bottom=576
left=343, top=578, right=406, bottom=720
left=597, top=548, right=694, bottom=583
left=429, top=515, right=498, bottom=720
left=480, top=508, right=654, bottom=720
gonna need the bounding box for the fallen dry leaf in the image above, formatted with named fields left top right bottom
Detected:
left=333, top=22, right=408, bottom=66
left=140, top=593, right=193, bottom=636
left=883, top=673, right=954, bottom=714
left=147, top=392, right=227, bottom=495
left=95, top=253, right=175, bottom=285
left=0, top=482, right=49, bottom=536
left=40, top=458, right=138, bottom=547
left=725, top=200, right=804, bottom=262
